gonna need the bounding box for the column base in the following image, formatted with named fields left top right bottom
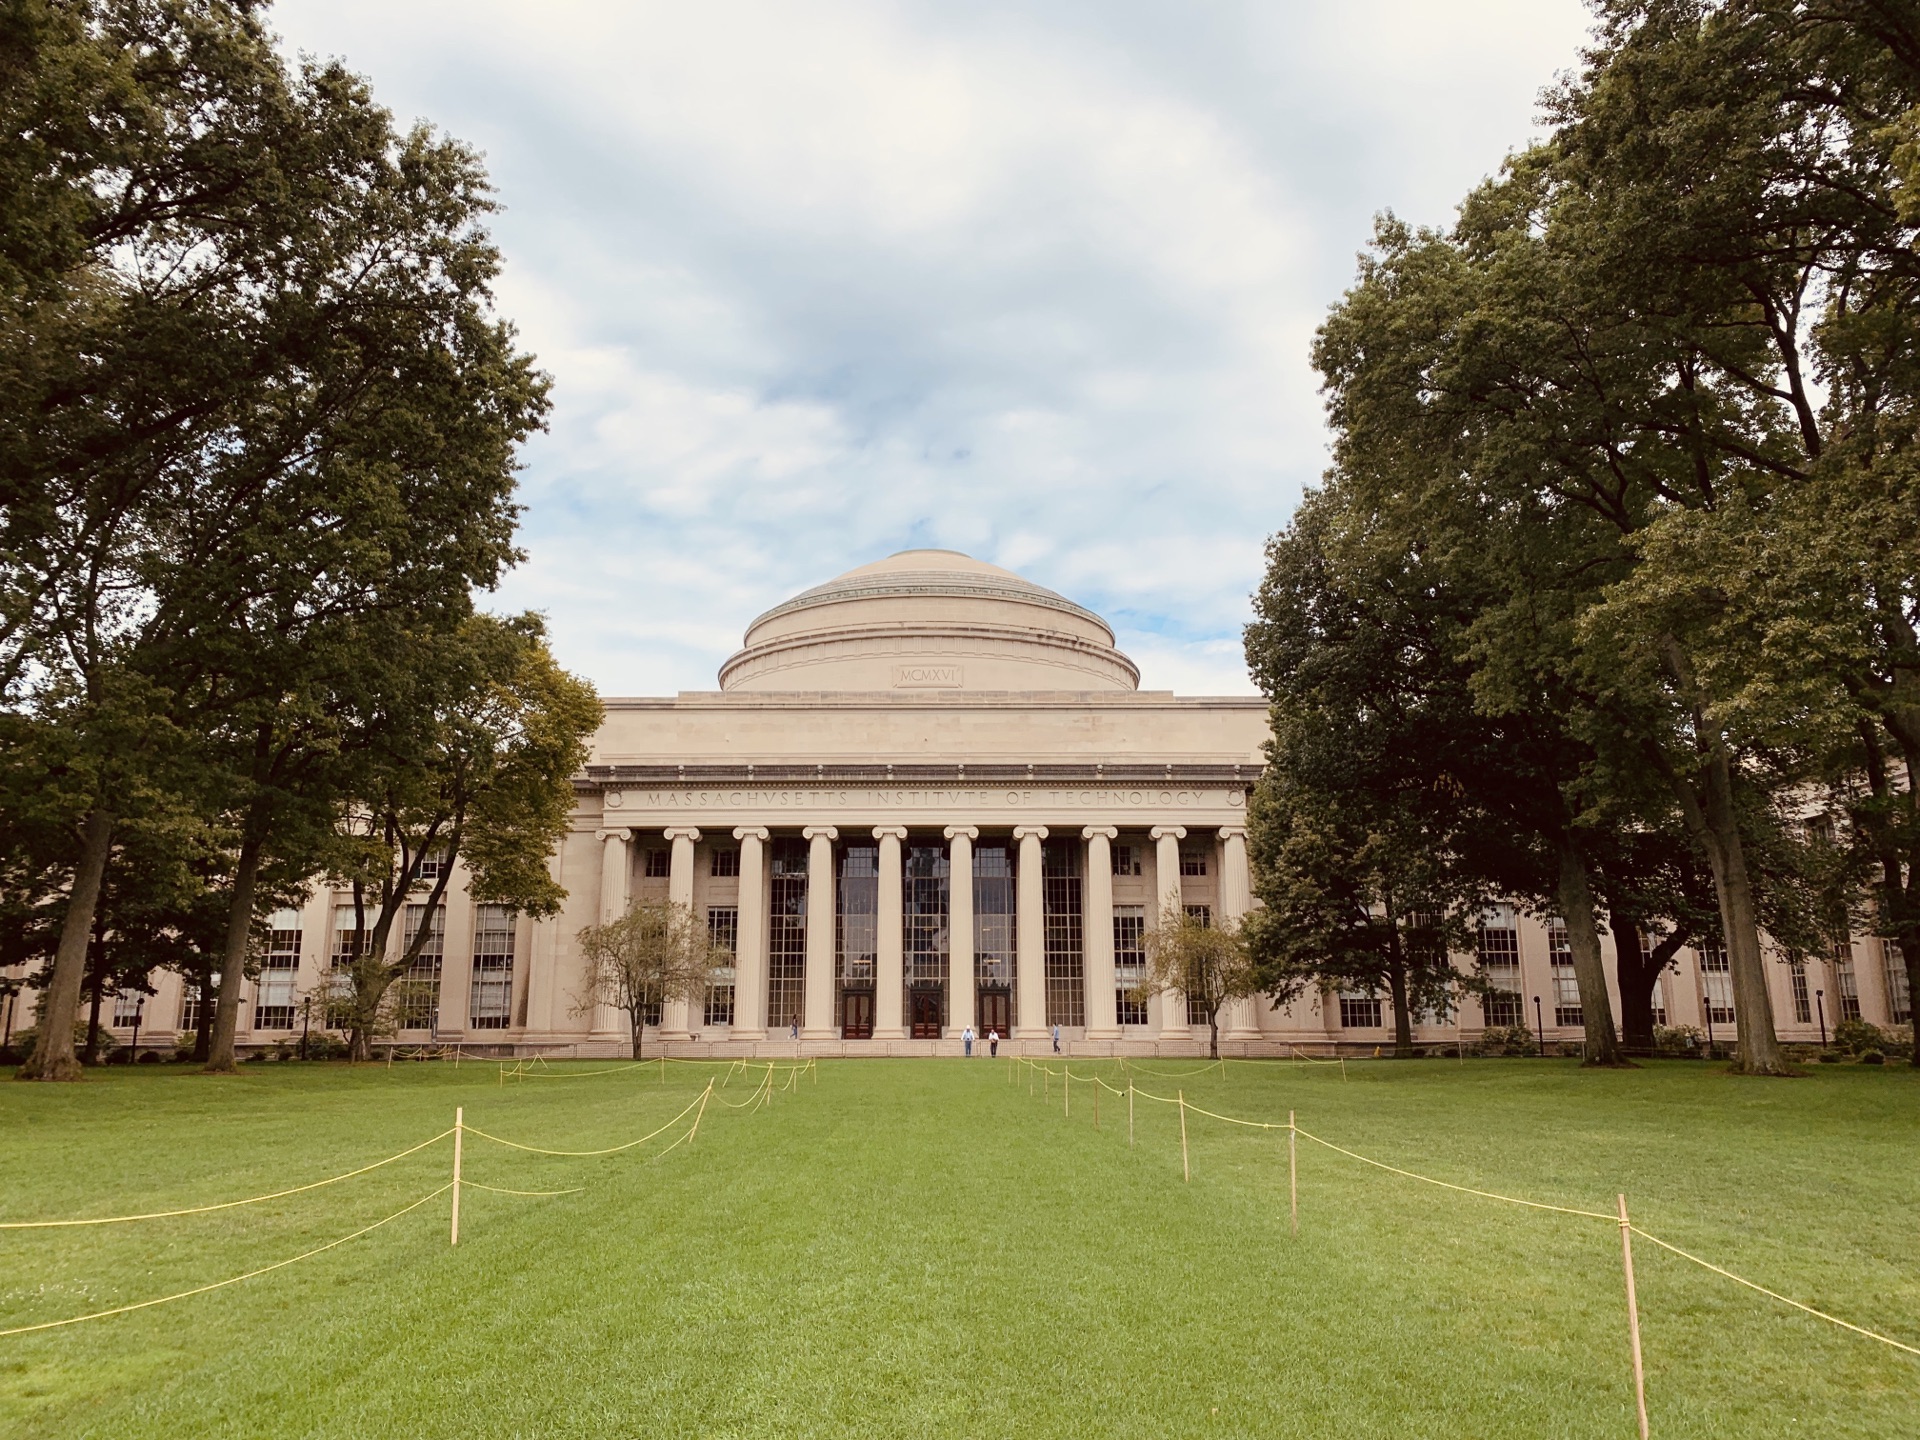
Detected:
left=657, top=1030, right=692, bottom=1044
left=730, top=1027, right=768, bottom=1042
left=872, top=1027, right=907, bottom=1041
left=1084, top=1026, right=1120, bottom=1042
left=800, top=1026, right=837, bottom=1041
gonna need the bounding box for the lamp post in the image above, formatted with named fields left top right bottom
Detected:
left=1532, top=994, right=1546, bottom=1055
left=128, top=997, right=143, bottom=1063
left=1703, top=994, right=1717, bottom=1058
left=1815, top=988, right=1827, bottom=1048
left=299, top=995, right=313, bottom=1061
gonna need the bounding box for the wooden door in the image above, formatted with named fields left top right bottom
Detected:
left=841, top=990, right=873, bottom=1039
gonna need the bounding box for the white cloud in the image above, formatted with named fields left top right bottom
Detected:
left=270, top=0, right=1592, bottom=695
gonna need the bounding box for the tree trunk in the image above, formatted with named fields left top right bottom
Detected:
left=1655, top=645, right=1790, bottom=1076
left=1897, top=921, right=1920, bottom=1070
left=84, top=914, right=108, bottom=1066
left=19, top=806, right=114, bottom=1081
left=205, top=832, right=264, bottom=1074
left=1555, top=833, right=1625, bottom=1066
left=1696, top=752, right=1790, bottom=1075
left=630, top=1009, right=644, bottom=1060
left=1208, top=1010, right=1220, bottom=1060
left=1612, top=915, right=1657, bottom=1054
left=1385, top=954, right=1414, bottom=1057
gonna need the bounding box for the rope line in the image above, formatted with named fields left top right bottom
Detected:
left=465, top=1087, right=709, bottom=1156
left=1627, top=1227, right=1920, bottom=1358
left=1291, top=1127, right=1615, bottom=1220
left=459, top=1181, right=585, bottom=1198
left=0, top=1129, right=455, bottom=1230
left=0, top=1184, right=451, bottom=1338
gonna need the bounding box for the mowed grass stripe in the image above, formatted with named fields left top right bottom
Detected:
left=1, top=1059, right=1914, bottom=1438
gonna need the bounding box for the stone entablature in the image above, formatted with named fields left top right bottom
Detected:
left=593, top=783, right=1248, bottom=826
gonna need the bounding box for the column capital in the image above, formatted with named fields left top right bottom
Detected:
left=599, top=827, right=633, bottom=843
left=871, top=824, right=909, bottom=842
left=1149, top=825, right=1188, bottom=842
left=802, top=824, right=839, bottom=842
left=1217, top=825, right=1247, bottom=841
left=1081, top=825, right=1119, bottom=842
left=662, top=826, right=701, bottom=843
left=1011, top=824, right=1049, bottom=842
left=942, top=824, right=979, bottom=841
left=732, top=825, right=770, bottom=843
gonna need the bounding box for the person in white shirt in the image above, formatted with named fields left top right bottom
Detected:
left=988, top=1027, right=999, bottom=1058
left=962, top=1024, right=975, bottom=1057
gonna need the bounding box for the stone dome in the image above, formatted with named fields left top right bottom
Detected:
left=718, top=549, right=1141, bottom=692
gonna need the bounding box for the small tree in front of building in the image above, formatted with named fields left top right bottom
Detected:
left=576, top=901, right=728, bottom=1059
left=1132, top=900, right=1261, bottom=1060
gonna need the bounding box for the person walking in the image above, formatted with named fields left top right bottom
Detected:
left=963, top=1024, right=975, bottom=1058
left=988, top=1028, right=999, bottom=1058
left=1052, top=1023, right=1061, bottom=1054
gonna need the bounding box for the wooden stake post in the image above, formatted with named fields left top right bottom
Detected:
left=1619, top=1194, right=1649, bottom=1439
left=1178, top=1090, right=1190, bottom=1183
left=1128, top=1082, right=1135, bottom=1147
left=450, top=1107, right=464, bottom=1247
left=1289, top=1109, right=1298, bottom=1236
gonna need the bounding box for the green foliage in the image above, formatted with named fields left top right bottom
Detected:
left=1472, top=1026, right=1538, bottom=1058
left=1832, top=1019, right=1890, bottom=1056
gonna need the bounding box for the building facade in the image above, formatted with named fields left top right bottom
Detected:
left=11, top=550, right=1910, bottom=1058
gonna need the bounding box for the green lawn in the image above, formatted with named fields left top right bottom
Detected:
left=1, top=1056, right=1915, bottom=1438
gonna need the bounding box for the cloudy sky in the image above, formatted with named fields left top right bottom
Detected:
left=272, top=0, right=1593, bottom=696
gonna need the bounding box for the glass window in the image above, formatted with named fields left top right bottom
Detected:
left=710, top=847, right=740, bottom=878
left=973, top=842, right=1015, bottom=990
left=394, top=904, right=444, bottom=1030
left=1179, top=848, right=1209, bottom=877
left=705, top=906, right=738, bottom=1026
left=1339, top=992, right=1383, bottom=1029
left=112, top=991, right=145, bottom=1027
left=1114, top=905, right=1147, bottom=1025
left=904, top=844, right=949, bottom=1010
left=643, top=848, right=670, bottom=878
left=253, top=908, right=301, bottom=1030
left=1042, top=839, right=1083, bottom=1027
left=837, top=844, right=878, bottom=985
left=470, top=905, right=516, bottom=1029
left=1111, top=844, right=1142, bottom=877
left=1477, top=914, right=1523, bottom=1027
left=766, top=838, right=808, bottom=1029
left=1701, top=943, right=1736, bottom=1025
left=1882, top=940, right=1910, bottom=1026
left=1547, top=919, right=1583, bottom=1027
left=1788, top=957, right=1812, bottom=1025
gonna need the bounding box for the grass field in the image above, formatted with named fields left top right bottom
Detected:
left=2, top=1055, right=1916, bottom=1439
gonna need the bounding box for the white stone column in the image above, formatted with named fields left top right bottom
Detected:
left=732, top=826, right=769, bottom=1041
left=596, top=829, right=632, bottom=1038
left=599, top=828, right=633, bottom=924
left=1083, top=826, right=1119, bottom=1040
left=1014, top=825, right=1049, bottom=1039
left=802, top=825, right=838, bottom=1039
left=945, top=826, right=977, bottom=1038
left=873, top=826, right=908, bottom=1040
left=659, top=826, right=700, bottom=1041
left=1219, top=825, right=1259, bottom=1041
left=1151, top=825, right=1188, bottom=1042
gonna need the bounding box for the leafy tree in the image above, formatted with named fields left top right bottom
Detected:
left=1132, top=900, right=1258, bottom=1061
left=325, top=616, right=599, bottom=1062
left=2, top=2, right=551, bottom=1079
left=576, top=901, right=729, bottom=1060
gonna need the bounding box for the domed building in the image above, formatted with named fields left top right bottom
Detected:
left=545, top=549, right=1272, bottom=1053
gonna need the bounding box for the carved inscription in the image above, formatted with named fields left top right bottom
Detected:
left=892, top=664, right=963, bottom=688
left=613, top=787, right=1245, bottom=812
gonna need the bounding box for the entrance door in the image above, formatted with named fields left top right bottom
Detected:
left=909, top=988, right=942, bottom=1039
left=978, top=988, right=1011, bottom=1038
left=841, top=990, right=873, bottom=1039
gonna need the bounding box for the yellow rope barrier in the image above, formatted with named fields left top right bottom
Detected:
left=0, top=1129, right=455, bottom=1229
left=0, top=1184, right=452, bottom=1338
left=1627, top=1226, right=1920, bottom=1358
left=1289, top=1127, right=1614, bottom=1220
left=464, top=1087, right=709, bottom=1157
left=459, top=1181, right=585, bottom=1198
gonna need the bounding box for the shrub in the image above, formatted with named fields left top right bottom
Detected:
left=299, top=1033, right=349, bottom=1060
left=1819, top=1050, right=1841, bottom=1063
left=1860, top=1050, right=1886, bottom=1065
left=1833, top=1019, right=1889, bottom=1056
left=136, top=1049, right=162, bottom=1064
left=1653, top=1025, right=1705, bottom=1057
left=1473, top=1025, right=1537, bottom=1057
left=11, top=1022, right=116, bottom=1066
